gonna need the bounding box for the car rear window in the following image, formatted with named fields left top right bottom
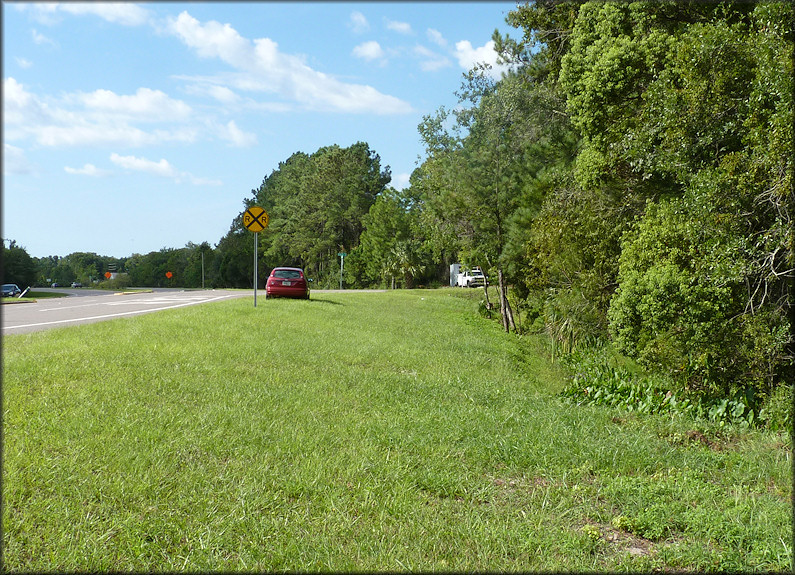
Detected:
left=273, top=270, right=302, bottom=279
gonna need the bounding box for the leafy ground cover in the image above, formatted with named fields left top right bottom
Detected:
left=2, top=290, right=791, bottom=571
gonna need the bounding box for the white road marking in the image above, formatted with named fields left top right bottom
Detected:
left=103, top=296, right=211, bottom=306
left=38, top=299, right=117, bottom=312
left=4, top=295, right=233, bottom=331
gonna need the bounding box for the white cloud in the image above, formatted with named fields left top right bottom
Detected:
left=177, top=76, right=294, bottom=112
left=217, top=120, right=257, bottom=147
left=207, top=85, right=239, bottom=104
left=454, top=40, right=514, bottom=79
left=109, top=153, right=222, bottom=186
left=3, top=77, right=45, bottom=128
left=352, top=41, right=385, bottom=62
left=76, top=87, right=192, bottom=121
left=393, top=172, right=411, bottom=190
left=349, top=11, right=369, bottom=34
left=110, top=153, right=176, bottom=177
left=26, top=2, right=149, bottom=26
left=427, top=28, right=446, bottom=47
left=3, top=77, right=199, bottom=147
left=167, top=11, right=412, bottom=115
left=64, top=163, right=111, bottom=177
left=32, top=29, right=57, bottom=47
left=386, top=19, right=413, bottom=35
left=16, top=57, right=33, bottom=69
left=3, top=144, right=34, bottom=175
left=414, top=45, right=451, bottom=72
left=56, top=2, right=150, bottom=26
left=36, top=125, right=197, bottom=147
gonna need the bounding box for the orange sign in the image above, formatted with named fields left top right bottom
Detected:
left=105, top=271, right=112, bottom=279
left=166, top=271, right=173, bottom=279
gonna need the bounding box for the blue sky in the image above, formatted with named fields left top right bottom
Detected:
left=3, top=2, right=517, bottom=258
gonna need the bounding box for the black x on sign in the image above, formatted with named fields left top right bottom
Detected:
left=243, top=206, right=269, bottom=233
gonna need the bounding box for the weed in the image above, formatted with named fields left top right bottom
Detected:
left=560, top=346, right=764, bottom=428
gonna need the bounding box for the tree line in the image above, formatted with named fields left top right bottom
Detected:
left=4, top=1, right=790, bottom=426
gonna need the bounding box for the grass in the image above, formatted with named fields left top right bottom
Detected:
left=2, top=290, right=66, bottom=303
left=2, top=289, right=792, bottom=571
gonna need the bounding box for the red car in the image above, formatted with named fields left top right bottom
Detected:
left=265, top=267, right=310, bottom=299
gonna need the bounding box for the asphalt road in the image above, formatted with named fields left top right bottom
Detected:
left=2, top=288, right=251, bottom=335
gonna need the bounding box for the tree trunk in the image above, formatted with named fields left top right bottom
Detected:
left=497, top=267, right=516, bottom=333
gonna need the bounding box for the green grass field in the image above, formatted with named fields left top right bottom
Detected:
left=2, top=290, right=791, bottom=571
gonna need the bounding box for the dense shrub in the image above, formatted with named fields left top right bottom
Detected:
left=608, top=192, right=789, bottom=403
left=560, top=347, right=765, bottom=429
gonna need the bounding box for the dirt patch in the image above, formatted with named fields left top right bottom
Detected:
left=663, top=429, right=737, bottom=451
left=583, top=519, right=654, bottom=557
left=492, top=475, right=552, bottom=491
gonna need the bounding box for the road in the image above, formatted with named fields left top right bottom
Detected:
left=2, top=288, right=251, bottom=335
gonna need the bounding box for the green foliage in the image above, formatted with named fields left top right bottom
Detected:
left=560, top=2, right=674, bottom=153
left=125, top=247, right=191, bottom=288
left=759, top=384, right=793, bottom=434
left=2, top=240, right=37, bottom=288
left=97, top=274, right=132, bottom=290
left=608, top=179, right=790, bottom=400
left=503, top=0, right=795, bottom=409
left=33, top=251, right=127, bottom=287
left=251, top=142, right=390, bottom=285
left=355, top=187, right=428, bottom=288
left=560, top=347, right=761, bottom=428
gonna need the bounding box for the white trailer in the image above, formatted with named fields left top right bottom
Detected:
left=449, top=263, right=461, bottom=287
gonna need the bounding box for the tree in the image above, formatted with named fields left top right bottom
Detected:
left=489, top=0, right=792, bottom=412
left=356, top=187, right=427, bottom=288
left=416, top=67, right=547, bottom=331
left=2, top=241, right=37, bottom=288
left=250, top=142, right=391, bottom=286
left=215, top=222, right=254, bottom=289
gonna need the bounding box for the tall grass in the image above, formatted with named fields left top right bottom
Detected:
left=2, top=290, right=791, bottom=571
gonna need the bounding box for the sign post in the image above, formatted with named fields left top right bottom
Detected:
left=242, top=206, right=269, bottom=307
left=338, top=252, right=346, bottom=290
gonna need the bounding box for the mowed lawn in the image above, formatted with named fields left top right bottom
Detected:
left=2, top=290, right=791, bottom=572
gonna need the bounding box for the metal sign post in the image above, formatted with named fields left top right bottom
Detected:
left=242, top=206, right=269, bottom=307
left=338, top=252, right=346, bottom=290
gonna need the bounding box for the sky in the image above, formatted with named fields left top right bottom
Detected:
left=3, top=1, right=518, bottom=259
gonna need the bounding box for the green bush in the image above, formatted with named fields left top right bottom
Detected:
left=760, top=384, right=793, bottom=433
left=97, top=275, right=132, bottom=290
left=543, top=286, right=606, bottom=361
left=608, top=192, right=789, bottom=402
left=560, top=346, right=761, bottom=428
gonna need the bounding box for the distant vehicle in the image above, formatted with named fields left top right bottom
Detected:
left=2, top=284, right=22, bottom=297
left=51, top=283, right=60, bottom=288
left=455, top=266, right=486, bottom=288
left=71, top=282, right=83, bottom=288
left=265, top=267, right=310, bottom=299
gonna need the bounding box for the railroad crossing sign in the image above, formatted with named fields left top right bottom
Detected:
left=243, top=206, right=269, bottom=233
